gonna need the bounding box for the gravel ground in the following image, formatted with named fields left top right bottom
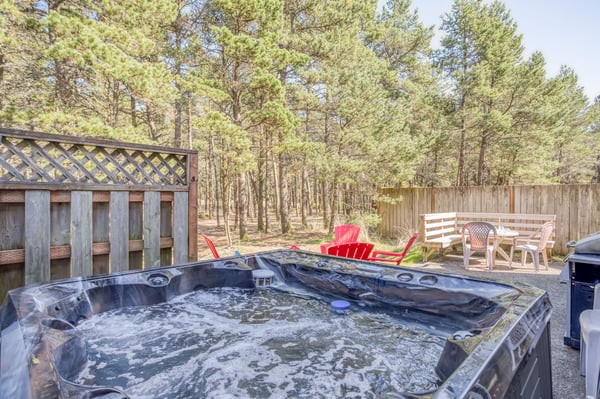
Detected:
left=416, top=254, right=583, bottom=399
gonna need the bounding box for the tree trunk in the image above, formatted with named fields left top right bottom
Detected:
left=110, top=79, right=119, bottom=127
left=321, top=181, right=328, bottom=229
left=327, top=177, right=338, bottom=234
left=55, top=62, right=72, bottom=106
left=278, top=133, right=291, bottom=233
left=186, top=98, right=192, bottom=149
left=222, top=173, right=232, bottom=247
left=145, top=107, right=158, bottom=140
left=457, top=114, right=467, bottom=186
left=301, top=165, right=308, bottom=228
left=343, top=183, right=351, bottom=216
left=130, top=95, right=137, bottom=127
left=476, top=134, right=488, bottom=185
left=0, top=53, right=4, bottom=111
left=238, top=171, right=248, bottom=240
left=265, top=142, right=270, bottom=234
left=322, top=110, right=330, bottom=227
left=257, top=133, right=265, bottom=232
left=212, top=138, right=220, bottom=226
left=204, top=153, right=210, bottom=216
left=272, top=153, right=280, bottom=222
left=174, top=97, right=182, bottom=147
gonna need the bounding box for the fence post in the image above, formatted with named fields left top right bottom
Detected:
left=173, top=191, right=189, bottom=264
left=188, top=152, right=198, bottom=261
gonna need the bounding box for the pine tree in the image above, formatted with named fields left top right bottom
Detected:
left=544, top=67, right=594, bottom=183
left=437, top=0, right=528, bottom=185
left=7, top=0, right=177, bottom=141
left=200, top=0, right=302, bottom=239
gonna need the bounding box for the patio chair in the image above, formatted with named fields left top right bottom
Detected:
left=327, top=242, right=374, bottom=260
left=509, top=221, right=554, bottom=271
left=201, top=234, right=220, bottom=259
left=368, top=232, right=418, bottom=266
left=462, top=222, right=497, bottom=270
left=320, top=224, right=361, bottom=254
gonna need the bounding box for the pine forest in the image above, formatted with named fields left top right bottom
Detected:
left=1, top=0, right=599, bottom=240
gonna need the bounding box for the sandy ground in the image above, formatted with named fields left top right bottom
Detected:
left=198, top=216, right=584, bottom=398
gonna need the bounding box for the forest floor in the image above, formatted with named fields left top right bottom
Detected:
left=198, top=214, right=346, bottom=259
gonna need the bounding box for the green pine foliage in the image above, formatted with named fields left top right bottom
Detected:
left=1, top=0, right=597, bottom=236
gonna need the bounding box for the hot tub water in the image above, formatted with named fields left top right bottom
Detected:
left=75, top=286, right=445, bottom=398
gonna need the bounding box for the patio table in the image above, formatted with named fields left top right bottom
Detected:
left=494, top=227, right=519, bottom=267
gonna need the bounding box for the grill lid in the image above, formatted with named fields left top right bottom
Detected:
left=567, top=231, right=600, bottom=254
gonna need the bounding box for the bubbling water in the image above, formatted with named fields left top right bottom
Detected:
left=74, top=286, right=445, bottom=398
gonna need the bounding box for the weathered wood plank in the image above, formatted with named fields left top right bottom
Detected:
left=51, top=259, right=71, bottom=280
left=92, top=192, right=110, bottom=202
left=110, top=192, right=129, bottom=273
left=1, top=191, right=117, bottom=203
left=0, top=182, right=188, bottom=192
left=51, top=191, right=71, bottom=203
left=188, top=152, right=198, bottom=261
left=1, top=127, right=196, bottom=155
left=25, top=191, right=50, bottom=284
left=130, top=192, right=144, bottom=202
left=92, top=200, right=109, bottom=275
left=160, top=200, right=173, bottom=266
left=129, top=201, right=143, bottom=240
left=143, top=192, right=161, bottom=268
left=173, top=192, right=189, bottom=264
left=160, top=201, right=173, bottom=239
left=160, top=192, right=174, bottom=201
left=71, top=191, right=93, bottom=277
left=50, top=199, right=71, bottom=280
left=0, top=264, right=24, bottom=303
left=51, top=202, right=70, bottom=246
left=0, top=243, right=124, bottom=265
left=129, top=199, right=143, bottom=270
left=0, top=203, right=24, bottom=250
left=93, top=255, right=109, bottom=276
left=0, top=249, right=25, bottom=265
left=0, top=191, right=24, bottom=203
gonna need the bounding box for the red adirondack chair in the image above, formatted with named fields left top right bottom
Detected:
left=327, top=242, right=374, bottom=260
left=201, top=234, right=220, bottom=259
left=368, top=232, right=418, bottom=266
left=320, top=224, right=361, bottom=254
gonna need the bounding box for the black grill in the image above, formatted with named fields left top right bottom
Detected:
left=563, top=232, right=600, bottom=348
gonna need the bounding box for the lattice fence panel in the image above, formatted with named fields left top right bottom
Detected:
left=0, top=136, right=187, bottom=187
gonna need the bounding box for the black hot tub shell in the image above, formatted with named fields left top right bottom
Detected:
left=0, top=250, right=552, bottom=399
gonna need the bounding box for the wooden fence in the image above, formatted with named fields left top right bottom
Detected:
left=377, top=184, right=600, bottom=255
left=0, top=129, right=198, bottom=299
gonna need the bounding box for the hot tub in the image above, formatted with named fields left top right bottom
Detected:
left=0, top=250, right=552, bottom=398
